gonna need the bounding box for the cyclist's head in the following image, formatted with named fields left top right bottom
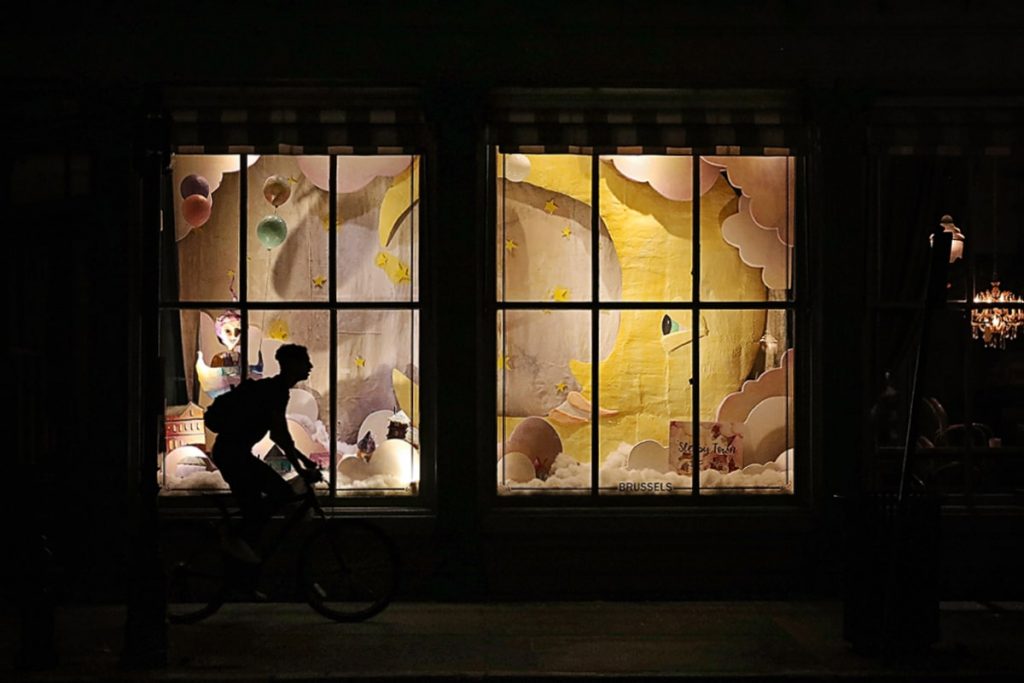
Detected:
left=276, top=344, right=312, bottom=385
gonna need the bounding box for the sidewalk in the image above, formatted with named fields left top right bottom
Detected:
left=4, top=601, right=1024, bottom=681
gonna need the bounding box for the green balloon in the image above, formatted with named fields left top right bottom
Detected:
left=256, top=215, right=288, bottom=249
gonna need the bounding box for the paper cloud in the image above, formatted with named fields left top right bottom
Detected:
left=720, top=195, right=792, bottom=290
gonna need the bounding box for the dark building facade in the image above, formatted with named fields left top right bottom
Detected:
left=5, top=3, right=1024, bottom=610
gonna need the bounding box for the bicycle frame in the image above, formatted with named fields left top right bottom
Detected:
left=213, top=474, right=328, bottom=568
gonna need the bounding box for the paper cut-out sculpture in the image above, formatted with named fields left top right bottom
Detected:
left=196, top=308, right=264, bottom=399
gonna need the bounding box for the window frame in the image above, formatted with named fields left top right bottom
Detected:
left=486, top=130, right=814, bottom=508
left=150, top=90, right=434, bottom=510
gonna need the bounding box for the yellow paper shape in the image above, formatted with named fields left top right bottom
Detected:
left=267, top=318, right=290, bottom=341
left=378, top=159, right=420, bottom=248
left=392, top=368, right=420, bottom=429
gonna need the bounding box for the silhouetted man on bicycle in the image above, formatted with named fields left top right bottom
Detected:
left=212, top=343, right=322, bottom=561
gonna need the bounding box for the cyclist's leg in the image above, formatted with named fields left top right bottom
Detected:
left=249, top=454, right=297, bottom=516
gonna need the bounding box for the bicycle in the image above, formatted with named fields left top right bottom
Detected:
left=162, top=471, right=399, bottom=624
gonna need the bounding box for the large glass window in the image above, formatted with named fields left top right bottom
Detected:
left=495, top=152, right=797, bottom=495
left=159, top=154, right=421, bottom=496
left=869, top=154, right=1024, bottom=500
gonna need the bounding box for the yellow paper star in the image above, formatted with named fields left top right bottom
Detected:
left=227, top=269, right=236, bottom=279
left=544, top=199, right=558, bottom=214
left=355, top=356, right=366, bottom=368
left=375, top=252, right=390, bottom=267
left=505, top=238, right=518, bottom=252
left=395, top=263, right=411, bottom=284
left=312, top=275, right=327, bottom=288
left=555, top=381, right=568, bottom=393
left=561, top=226, right=572, bottom=239
left=321, top=215, right=342, bottom=231
left=288, top=176, right=299, bottom=185
left=551, top=286, right=570, bottom=302
left=267, top=318, right=290, bottom=341
left=498, top=354, right=512, bottom=370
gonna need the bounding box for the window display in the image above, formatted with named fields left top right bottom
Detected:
left=159, top=154, right=420, bottom=496
left=496, top=153, right=797, bottom=495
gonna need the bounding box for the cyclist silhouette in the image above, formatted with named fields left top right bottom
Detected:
left=211, top=343, right=322, bottom=561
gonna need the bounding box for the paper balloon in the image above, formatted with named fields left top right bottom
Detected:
left=298, top=156, right=413, bottom=193
left=180, top=174, right=210, bottom=199
left=256, top=215, right=288, bottom=249
left=182, top=194, right=213, bottom=228
left=262, top=175, right=291, bottom=207
left=296, top=157, right=330, bottom=192
left=337, top=156, right=412, bottom=193
left=504, top=154, right=531, bottom=182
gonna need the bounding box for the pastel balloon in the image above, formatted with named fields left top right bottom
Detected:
left=182, top=194, right=213, bottom=227
left=180, top=174, right=210, bottom=199
left=296, top=157, right=330, bottom=192
left=256, top=215, right=288, bottom=249
left=262, top=175, right=291, bottom=207
left=299, top=156, right=413, bottom=193
left=504, top=154, right=531, bottom=182
left=337, top=156, right=412, bottom=193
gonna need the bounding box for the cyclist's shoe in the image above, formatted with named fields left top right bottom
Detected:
left=218, top=527, right=261, bottom=565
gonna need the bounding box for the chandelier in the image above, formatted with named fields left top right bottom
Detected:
left=971, top=281, right=1024, bottom=349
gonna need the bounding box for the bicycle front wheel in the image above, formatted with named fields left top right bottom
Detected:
left=300, top=520, right=399, bottom=622
left=162, top=523, right=227, bottom=624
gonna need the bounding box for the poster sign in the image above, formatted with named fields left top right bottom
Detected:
left=669, top=421, right=745, bottom=474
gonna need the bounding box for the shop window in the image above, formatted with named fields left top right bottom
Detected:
left=159, top=154, right=420, bottom=496
left=495, top=152, right=797, bottom=495
left=869, top=154, right=1024, bottom=500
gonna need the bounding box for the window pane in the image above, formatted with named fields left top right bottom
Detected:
left=699, top=309, right=794, bottom=494
left=159, top=307, right=243, bottom=493
left=968, top=317, right=1024, bottom=496
left=876, top=156, right=969, bottom=304
left=336, top=155, right=419, bottom=303
left=701, top=156, right=795, bottom=302
left=336, top=309, right=420, bottom=494
left=497, top=154, right=596, bottom=303
left=246, top=156, right=329, bottom=303
left=164, top=154, right=244, bottom=303
left=599, top=155, right=689, bottom=302
left=598, top=308, right=693, bottom=495
left=497, top=310, right=592, bottom=493
left=244, top=309, right=331, bottom=488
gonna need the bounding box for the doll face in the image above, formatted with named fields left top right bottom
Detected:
left=215, top=314, right=242, bottom=351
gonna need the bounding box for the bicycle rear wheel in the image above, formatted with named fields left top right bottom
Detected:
left=300, top=520, right=399, bottom=622
left=162, top=523, right=227, bottom=624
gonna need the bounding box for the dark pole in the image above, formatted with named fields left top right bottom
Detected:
left=122, top=90, right=168, bottom=669
left=897, top=228, right=952, bottom=504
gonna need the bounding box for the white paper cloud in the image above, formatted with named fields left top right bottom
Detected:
left=720, top=195, right=792, bottom=290
left=608, top=156, right=724, bottom=202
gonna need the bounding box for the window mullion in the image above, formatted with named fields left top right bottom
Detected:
left=691, top=151, right=701, bottom=496
left=239, top=154, right=249, bottom=382
left=328, top=155, right=338, bottom=497
left=591, top=152, right=600, bottom=495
